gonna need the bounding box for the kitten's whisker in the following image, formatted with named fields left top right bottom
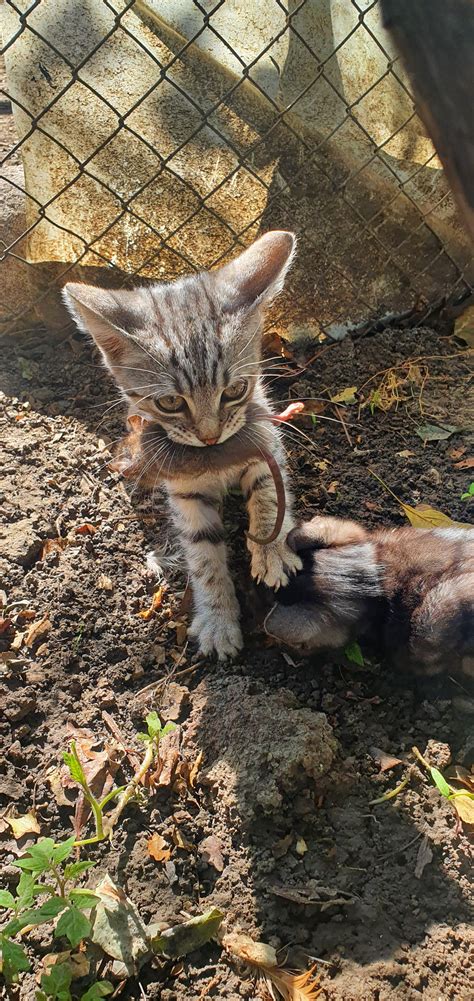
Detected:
left=235, top=320, right=263, bottom=359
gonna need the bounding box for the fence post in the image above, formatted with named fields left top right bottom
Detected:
left=382, top=0, right=474, bottom=243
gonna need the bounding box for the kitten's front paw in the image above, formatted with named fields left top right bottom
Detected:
left=249, top=538, right=302, bottom=590
left=188, top=610, right=243, bottom=661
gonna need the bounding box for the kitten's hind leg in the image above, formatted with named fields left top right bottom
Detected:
left=167, top=484, right=242, bottom=661
left=241, top=458, right=301, bottom=589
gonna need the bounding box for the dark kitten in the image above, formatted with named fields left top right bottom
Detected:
left=264, top=515, right=474, bottom=682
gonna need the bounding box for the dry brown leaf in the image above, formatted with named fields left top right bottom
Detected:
left=10, top=631, right=25, bottom=651
left=221, top=931, right=278, bottom=967
left=371, top=747, right=404, bottom=772
left=0, top=617, right=13, bottom=635
left=414, top=834, right=433, bottom=879
left=16, top=609, right=37, bottom=624
left=327, top=480, right=339, bottom=494
left=24, top=616, right=52, bottom=647
left=147, top=833, right=172, bottom=862
left=189, top=750, right=203, bottom=787
left=445, top=764, right=474, bottom=791
left=75, top=523, right=97, bottom=536
left=272, top=833, right=293, bottom=859
left=40, top=537, right=68, bottom=559
left=448, top=446, right=466, bottom=460
left=402, top=502, right=472, bottom=530
left=454, top=457, right=474, bottom=469
left=199, top=835, right=224, bottom=872
left=42, top=950, right=90, bottom=980
left=46, top=766, right=73, bottom=807
left=6, top=811, right=41, bottom=839
left=138, top=586, right=165, bottom=620
left=452, top=793, right=474, bottom=825
left=172, top=827, right=194, bottom=852
left=97, top=574, right=114, bottom=592
left=151, top=726, right=181, bottom=788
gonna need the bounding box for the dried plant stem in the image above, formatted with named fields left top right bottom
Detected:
left=103, top=741, right=155, bottom=837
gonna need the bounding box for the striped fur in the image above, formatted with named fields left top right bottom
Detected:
left=63, top=232, right=301, bottom=659
left=265, top=515, right=474, bottom=681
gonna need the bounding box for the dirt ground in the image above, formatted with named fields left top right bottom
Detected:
left=1, top=322, right=473, bottom=1000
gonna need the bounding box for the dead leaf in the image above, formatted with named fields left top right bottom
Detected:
left=396, top=449, right=415, bottom=458
left=151, top=908, right=223, bottom=959
left=150, top=726, right=181, bottom=788
left=371, top=747, right=404, bottom=772
left=415, top=422, right=459, bottom=442
left=454, top=457, right=474, bottom=469
left=138, top=586, right=165, bottom=620
left=0, top=618, right=13, bottom=635
left=327, top=480, right=339, bottom=494
left=221, top=931, right=278, bottom=968
left=330, top=386, right=357, bottom=405
left=454, top=303, right=474, bottom=346
left=89, top=874, right=151, bottom=977
left=75, top=523, right=97, bottom=535
left=445, top=765, right=474, bottom=791
left=271, top=884, right=354, bottom=910
left=272, top=833, right=293, bottom=859
left=187, top=750, right=203, bottom=789
left=42, top=950, right=90, bottom=980
left=295, top=837, right=308, bottom=856
left=16, top=609, right=36, bottom=624
left=172, top=827, right=194, bottom=852
left=40, top=537, right=68, bottom=559
left=199, top=835, right=224, bottom=872
left=24, top=616, right=52, bottom=647
left=147, top=833, right=171, bottom=863
left=6, top=811, right=41, bottom=839
left=451, top=793, right=474, bottom=824
left=414, top=834, right=433, bottom=879
left=402, top=502, right=472, bottom=530
left=449, top=446, right=466, bottom=460
left=46, top=766, right=73, bottom=808
left=97, top=574, right=113, bottom=592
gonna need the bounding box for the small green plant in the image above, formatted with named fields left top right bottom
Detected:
left=0, top=836, right=111, bottom=998
left=344, top=640, right=365, bottom=667
left=63, top=715, right=176, bottom=846
left=460, top=481, right=474, bottom=501
left=63, top=742, right=125, bottom=846
left=137, top=711, right=176, bottom=745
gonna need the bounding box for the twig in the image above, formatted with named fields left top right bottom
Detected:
left=101, top=710, right=141, bottom=770
left=334, top=404, right=353, bottom=447
left=376, top=830, right=423, bottom=862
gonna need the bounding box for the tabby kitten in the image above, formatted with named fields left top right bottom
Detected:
left=265, top=515, right=474, bottom=681
left=63, top=231, right=301, bottom=660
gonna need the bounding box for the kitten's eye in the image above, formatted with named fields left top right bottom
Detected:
left=155, top=394, right=185, bottom=413
left=222, top=378, right=248, bottom=403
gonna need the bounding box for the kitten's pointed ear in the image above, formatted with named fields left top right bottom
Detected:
left=62, top=283, right=137, bottom=367
left=215, top=230, right=296, bottom=310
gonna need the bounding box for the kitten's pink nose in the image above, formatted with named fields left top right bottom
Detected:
left=201, top=436, right=218, bottom=446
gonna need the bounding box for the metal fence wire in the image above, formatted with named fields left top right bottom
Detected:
left=1, top=0, right=473, bottom=340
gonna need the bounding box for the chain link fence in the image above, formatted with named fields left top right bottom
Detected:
left=1, top=0, right=473, bottom=341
